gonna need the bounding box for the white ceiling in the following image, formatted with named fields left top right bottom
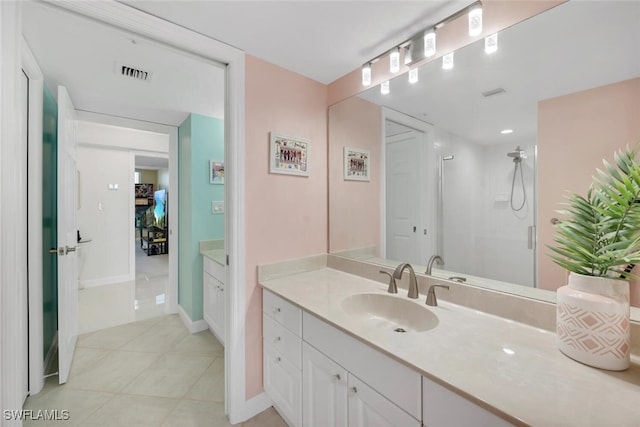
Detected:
left=121, top=0, right=469, bottom=84
left=361, top=1, right=640, bottom=145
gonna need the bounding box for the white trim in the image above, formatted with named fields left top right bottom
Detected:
left=177, top=305, right=209, bottom=334
left=22, top=35, right=45, bottom=396
left=20, top=2, right=248, bottom=422
left=242, top=392, right=272, bottom=422
left=79, top=274, right=134, bottom=289
left=129, top=151, right=136, bottom=290
left=1, top=0, right=26, bottom=415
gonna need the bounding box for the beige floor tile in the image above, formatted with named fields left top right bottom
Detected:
left=122, top=353, right=214, bottom=399
left=120, top=324, right=189, bottom=353
left=66, top=350, right=160, bottom=393
left=23, top=380, right=114, bottom=427
left=68, top=347, right=110, bottom=379
left=185, top=356, right=224, bottom=402
left=161, top=400, right=232, bottom=427
left=242, top=407, right=288, bottom=427
left=153, top=314, right=185, bottom=328
left=81, top=394, right=178, bottom=427
left=77, top=320, right=155, bottom=350
left=169, top=329, right=223, bottom=357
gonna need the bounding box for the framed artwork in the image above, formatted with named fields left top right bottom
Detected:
left=210, top=160, right=225, bottom=184
left=344, top=147, right=370, bottom=181
left=269, top=133, right=310, bottom=176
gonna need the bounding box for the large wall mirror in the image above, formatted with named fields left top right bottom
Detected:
left=329, top=1, right=640, bottom=308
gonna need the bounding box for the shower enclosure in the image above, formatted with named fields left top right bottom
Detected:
left=436, top=141, right=537, bottom=287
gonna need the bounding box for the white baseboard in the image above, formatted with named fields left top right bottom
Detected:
left=80, top=274, right=133, bottom=288
left=229, top=392, right=272, bottom=425
left=177, top=305, right=208, bottom=334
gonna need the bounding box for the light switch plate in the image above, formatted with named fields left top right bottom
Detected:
left=211, top=201, right=224, bottom=214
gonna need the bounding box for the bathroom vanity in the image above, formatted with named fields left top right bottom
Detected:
left=201, top=240, right=226, bottom=344
left=260, top=260, right=640, bottom=427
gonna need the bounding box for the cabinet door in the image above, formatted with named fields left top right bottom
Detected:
left=264, top=343, right=302, bottom=427
left=302, top=343, right=348, bottom=427
left=203, top=272, right=224, bottom=343
left=215, top=281, right=225, bottom=345
left=348, top=375, right=420, bottom=427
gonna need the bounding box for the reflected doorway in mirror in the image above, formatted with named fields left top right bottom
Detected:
left=344, top=147, right=370, bottom=181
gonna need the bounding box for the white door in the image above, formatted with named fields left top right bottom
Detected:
left=347, top=375, right=420, bottom=427
left=20, top=70, right=29, bottom=400
left=302, top=343, right=348, bottom=427
left=386, top=130, right=421, bottom=264
left=57, top=86, right=79, bottom=384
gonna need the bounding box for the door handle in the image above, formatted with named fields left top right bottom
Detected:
left=49, top=247, right=63, bottom=255
left=65, top=245, right=77, bottom=254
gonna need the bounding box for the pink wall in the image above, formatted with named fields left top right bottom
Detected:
left=244, top=55, right=328, bottom=398
left=327, top=0, right=565, bottom=105
left=328, top=97, right=381, bottom=253
left=538, top=78, right=640, bottom=306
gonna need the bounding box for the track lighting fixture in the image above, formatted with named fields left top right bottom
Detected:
left=362, top=63, right=371, bottom=86
left=485, top=33, right=498, bottom=54
left=390, top=47, right=400, bottom=73
left=424, top=29, right=436, bottom=58
left=442, top=52, right=454, bottom=70
left=468, top=3, right=483, bottom=36
left=408, top=68, right=418, bottom=84
left=381, top=80, right=390, bottom=95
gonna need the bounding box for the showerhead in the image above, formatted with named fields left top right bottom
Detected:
left=507, top=146, right=527, bottom=162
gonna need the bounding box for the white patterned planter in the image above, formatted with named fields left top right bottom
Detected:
left=557, top=272, right=630, bottom=371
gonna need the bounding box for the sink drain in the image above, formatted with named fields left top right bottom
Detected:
left=394, top=328, right=407, bottom=333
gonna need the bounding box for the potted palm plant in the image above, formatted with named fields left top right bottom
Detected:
left=549, top=145, right=640, bottom=370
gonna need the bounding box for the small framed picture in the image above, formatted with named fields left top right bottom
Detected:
left=344, top=147, right=370, bottom=181
left=210, top=160, right=224, bottom=184
left=269, top=133, right=310, bottom=177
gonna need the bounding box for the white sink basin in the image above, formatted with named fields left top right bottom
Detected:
left=340, top=293, right=439, bottom=333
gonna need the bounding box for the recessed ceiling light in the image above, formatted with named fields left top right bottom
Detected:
left=501, top=129, right=514, bottom=134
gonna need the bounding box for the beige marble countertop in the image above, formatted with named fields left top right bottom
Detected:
left=260, top=268, right=640, bottom=426
left=200, top=239, right=225, bottom=266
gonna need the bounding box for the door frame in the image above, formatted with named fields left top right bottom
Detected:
left=380, top=107, right=434, bottom=261
left=2, top=1, right=256, bottom=423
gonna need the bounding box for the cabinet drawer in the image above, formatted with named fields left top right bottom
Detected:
left=264, top=342, right=302, bottom=427
left=263, top=313, right=302, bottom=370
left=263, top=290, right=302, bottom=336
left=203, top=256, right=225, bottom=281
left=303, top=312, right=421, bottom=420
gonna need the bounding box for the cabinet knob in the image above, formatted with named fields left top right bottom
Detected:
left=274, top=307, right=281, bottom=314
left=275, top=356, right=281, bottom=362
left=275, top=336, right=281, bottom=342
left=351, top=386, right=357, bottom=394
left=333, top=374, right=341, bottom=380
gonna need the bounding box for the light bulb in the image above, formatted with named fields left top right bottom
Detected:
left=442, top=52, right=454, bottom=70
left=362, top=63, right=371, bottom=86
left=424, top=30, right=436, bottom=58
left=485, top=33, right=498, bottom=54
left=469, top=4, right=483, bottom=37
left=381, top=80, right=390, bottom=95
left=390, top=47, right=400, bottom=73
left=408, top=68, right=418, bottom=84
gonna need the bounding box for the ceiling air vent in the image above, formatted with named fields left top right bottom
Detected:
left=482, top=88, right=506, bottom=97
left=117, top=62, right=153, bottom=82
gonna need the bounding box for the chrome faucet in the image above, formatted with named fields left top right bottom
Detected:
left=393, top=263, right=419, bottom=299
left=425, top=255, right=444, bottom=275
left=426, top=284, right=449, bottom=306
left=379, top=270, right=398, bottom=294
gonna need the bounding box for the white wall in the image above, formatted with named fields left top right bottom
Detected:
left=77, top=120, right=168, bottom=287
left=158, top=167, right=169, bottom=190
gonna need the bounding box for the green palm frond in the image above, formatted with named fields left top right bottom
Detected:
left=547, top=145, right=640, bottom=279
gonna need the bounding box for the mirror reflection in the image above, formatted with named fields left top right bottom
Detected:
left=329, top=1, right=640, bottom=304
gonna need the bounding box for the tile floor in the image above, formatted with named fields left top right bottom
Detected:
left=78, top=243, right=169, bottom=334
left=24, top=315, right=287, bottom=426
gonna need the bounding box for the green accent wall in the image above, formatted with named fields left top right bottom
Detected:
left=178, top=113, right=224, bottom=321
left=42, top=84, right=58, bottom=359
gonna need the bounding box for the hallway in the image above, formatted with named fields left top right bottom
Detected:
left=24, top=315, right=285, bottom=426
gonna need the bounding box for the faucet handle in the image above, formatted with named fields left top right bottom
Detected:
left=379, top=271, right=398, bottom=294
left=426, top=284, right=449, bottom=306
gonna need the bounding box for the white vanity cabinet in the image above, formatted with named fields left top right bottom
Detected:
left=422, top=377, right=514, bottom=427
left=302, top=312, right=421, bottom=427
left=263, top=290, right=302, bottom=427
left=203, top=257, right=225, bottom=345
